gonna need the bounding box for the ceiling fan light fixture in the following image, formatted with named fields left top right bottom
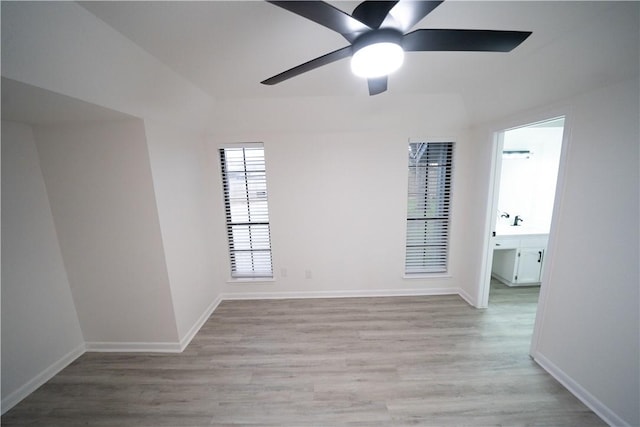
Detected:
left=350, top=29, right=404, bottom=78
left=263, top=1, right=532, bottom=95
left=351, top=42, right=404, bottom=78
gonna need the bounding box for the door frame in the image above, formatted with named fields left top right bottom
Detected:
left=476, top=109, right=572, bottom=356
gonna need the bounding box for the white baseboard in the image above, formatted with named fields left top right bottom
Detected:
left=533, top=351, right=628, bottom=427
left=220, top=287, right=459, bottom=301
left=1, top=343, right=86, bottom=415
left=179, top=295, right=223, bottom=351
left=85, top=341, right=181, bottom=353
left=84, top=296, right=226, bottom=354
left=456, top=287, right=478, bottom=307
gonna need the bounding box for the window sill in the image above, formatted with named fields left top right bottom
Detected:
left=227, top=277, right=275, bottom=284
left=403, top=273, right=452, bottom=280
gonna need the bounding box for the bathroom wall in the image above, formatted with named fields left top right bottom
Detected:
left=496, top=122, right=563, bottom=232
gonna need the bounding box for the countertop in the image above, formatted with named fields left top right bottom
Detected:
left=495, top=225, right=549, bottom=237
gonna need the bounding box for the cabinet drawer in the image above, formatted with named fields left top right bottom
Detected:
left=520, top=236, right=548, bottom=248
left=494, top=237, right=519, bottom=249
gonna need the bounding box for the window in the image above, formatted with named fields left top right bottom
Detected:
left=405, top=141, right=454, bottom=274
left=219, top=144, right=273, bottom=278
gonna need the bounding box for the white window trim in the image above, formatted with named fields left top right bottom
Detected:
left=219, top=143, right=274, bottom=280
left=227, top=277, right=276, bottom=284
left=404, top=139, right=455, bottom=275
left=403, top=273, right=452, bottom=280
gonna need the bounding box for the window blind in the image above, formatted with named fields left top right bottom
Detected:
left=405, top=142, right=454, bottom=274
left=219, top=145, right=273, bottom=278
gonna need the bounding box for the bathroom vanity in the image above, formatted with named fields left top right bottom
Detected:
left=492, top=229, right=548, bottom=286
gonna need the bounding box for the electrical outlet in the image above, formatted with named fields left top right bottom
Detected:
left=305, top=269, right=312, bottom=279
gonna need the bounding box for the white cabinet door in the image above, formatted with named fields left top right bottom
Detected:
left=515, top=248, right=544, bottom=283
left=492, top=249, right=518, bottom=283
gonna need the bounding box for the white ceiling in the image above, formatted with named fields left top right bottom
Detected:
left=2, top=1, right=638, bottom=128
left=78, top=1, right=638, bottom=106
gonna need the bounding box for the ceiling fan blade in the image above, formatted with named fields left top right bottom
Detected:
left=368, top=76, right=388, bottom=95
left=268, top=1, right=371, bottom=43
left=261, top=46, right=353, bottom=86
left=382, top=1, right=443, bottom=33
left=402, top=29, right=532, bottom=52
left=352, top=1, right=399, bottom=29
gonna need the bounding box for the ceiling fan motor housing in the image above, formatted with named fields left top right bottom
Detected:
left=352, top=28, right=404, bottom=53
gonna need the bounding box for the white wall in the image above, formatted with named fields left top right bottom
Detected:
left=1, top=121, right=84, bottom=411
left=498, top=126, right=563, bottom=231
left=1, top=1, right=214, bottom=131
left=467, top=78, right=639, bottom=426
left=208, top=128, right=476, bottom=298
left=533, top=78, right=639, bottom=426
left=33, top=120, right=179, bottom=346
left=458, top=125, right=498, bottom=305
left=144, top=120, right=221, bottom=343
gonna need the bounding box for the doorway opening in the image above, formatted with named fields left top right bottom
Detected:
left=480, top=116, right=566, bottom=311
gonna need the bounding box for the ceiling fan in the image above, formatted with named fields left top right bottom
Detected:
left=261, top=0, right=532, bottom=95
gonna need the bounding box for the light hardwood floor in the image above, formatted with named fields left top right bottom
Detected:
left=2, top=282, right=604, bottom=426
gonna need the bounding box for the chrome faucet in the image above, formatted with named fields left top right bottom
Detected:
left=513, top=215, right=524, bottom=226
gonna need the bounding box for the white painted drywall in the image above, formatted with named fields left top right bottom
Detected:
left=33, top=120, right=179, bottom=344
left=533, top=78, right=639, bottom=426
left=144, top=120, right=222, bottom=341
left=208, top=128, right=475, bottom=296
left=464, top=79, right=640, bottom=425
left=466, top=77, right=639, bottom=425
left=1, top=121, right=84, bottom=407
left=206, top=93, right=468, bottom=136
left=1, top=1, right=214, bottom=131
left=497, top=126, right=563, bottom=232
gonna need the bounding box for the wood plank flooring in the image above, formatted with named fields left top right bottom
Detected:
left=2, top=282, right=604, bottom=426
